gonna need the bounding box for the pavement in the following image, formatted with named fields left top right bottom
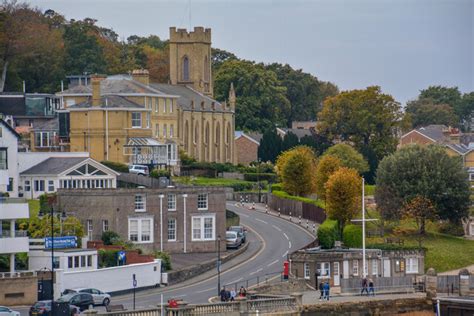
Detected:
left=302, top=291, right=427, bottom=305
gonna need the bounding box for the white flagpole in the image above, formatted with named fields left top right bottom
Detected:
left=362, top=177, right=366, bottom=278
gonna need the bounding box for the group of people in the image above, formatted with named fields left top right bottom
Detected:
left=318, top=281, right=331, bottom=301
left=361, top=277, right=375, bottom=296
left=220, top=286, right=247, bottom=302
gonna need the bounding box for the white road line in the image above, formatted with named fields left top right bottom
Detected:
left=282, top=250, right=288, bottom=258
left=227, top=277, right=243, bottom=284
left=267, top=259, right=279, bottom=267
left=250, top=268, right=263, bottom=275
left=256, top=218, right=268, bottom=224
left=289, top=241, right=292, bottom=249
left=283, top=233, right=289, bottom=240
left=272, top=225, right=282, bottom=231
left=195, top=287, right=214, bottom=294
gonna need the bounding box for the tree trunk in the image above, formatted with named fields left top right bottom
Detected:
left=420, top=218, right=426, bottom=235
left=0, top=60, right=9, bottom=92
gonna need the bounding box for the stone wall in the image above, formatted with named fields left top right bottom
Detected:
left=0, top=275, right=38, bottom=306
left=302, top=297, right=433, bottom=316
left=252, top=279, right=310, bottom=295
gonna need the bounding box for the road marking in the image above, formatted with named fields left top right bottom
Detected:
left=196, top=287, right=214, bottom=294
left=283, top=233, right=289, bottom=240
left=289, top=241, right=292, bottom=248
left=282, top=251, right=288, bottom=258
left=267, top=259, right=278, bottom=267
left=250, top=268, right=263, bottom=275
left=256, top=218, right=268, bottom=224
left=227, top=277, right=243, bottom=284
left=272, top=225, right=282, bottom=231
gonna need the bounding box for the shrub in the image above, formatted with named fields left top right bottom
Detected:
left=271, top=183, right=282, bottom=191
left=101, top=231, right=121, bottom=245
left=150, top=169, right=170, bottom=179
left=154, top=251, right=172, bottom=271
left=438, top=221, right=465, bottom=236
left=101, top=160, right=129, bottom=173
left=229, top=182, right=254, bottom=192
left=317, top=219, right=339, bottom=249
left=98, top=249, right=119, bottom=268
left=243, top=173, right=277, bottom=183
left=342, top=224, right=362, bottom=248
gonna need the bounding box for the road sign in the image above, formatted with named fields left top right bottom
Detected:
left=118, top=251, right=126, bottom=262
left=44, top=236, right=77, bottom=249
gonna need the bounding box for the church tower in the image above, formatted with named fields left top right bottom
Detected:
left=169, top=27, right=213, bottom=97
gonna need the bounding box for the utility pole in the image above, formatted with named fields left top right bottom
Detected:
left=216, top=235, right=221, bottom=296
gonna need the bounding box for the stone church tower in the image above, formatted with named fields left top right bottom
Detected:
left=169, top=27, right=213, bottom=97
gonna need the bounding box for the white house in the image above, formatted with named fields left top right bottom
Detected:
left=28, top=248, right=98, bottom=272
left=0, top=120, right=20, bottom=197
left=20, top=157, right=120, bottom=199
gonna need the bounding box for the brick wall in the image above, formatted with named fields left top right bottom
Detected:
left=399, top=131, right=435, bottom=147
left=235, top=136, right=258, bottom=165
left=0, top=275, right=38, bottom=306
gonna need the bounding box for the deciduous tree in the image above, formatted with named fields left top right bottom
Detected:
left=405, top=98, right=459, bottom=128
left=276, top=146, right=317, bottom=196
left=402, top=196, right=437, bottom=247
left=323, top=143, right=369, bottom=174
left=314, top=155, right=341, bottom=201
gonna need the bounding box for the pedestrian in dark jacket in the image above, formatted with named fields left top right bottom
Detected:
left=368, top=278, right=375, bottom=296
left=318, top=282, right=324, bottom=301
left=323, top=281, right=330, bottom=301
left=220, top=287, right=226, bottom=302
left=361, top=277, right=369, bottom=296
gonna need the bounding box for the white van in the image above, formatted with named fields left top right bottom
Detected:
left=129, top=165, right=149, bottom=176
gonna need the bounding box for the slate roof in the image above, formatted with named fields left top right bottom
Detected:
left=68, top=95, right=145, bottom=109
left=446, top=143, right=471, bottom=154
left=279, top=128, right=312, bottom=139
left=59, top=77, right=166, bottom=96
left=21, top=157, right=88, bottom=175
left=0, top=94, right=26, bottom=116
left=235, top=131, right=262, bottom=145
left=0, top=119, right=20, bottom=138
left=150, top=83, right=231, bottom=113
left=416, top=125, right=449, bottom=142
left=32, top=118, right=59, bottom=131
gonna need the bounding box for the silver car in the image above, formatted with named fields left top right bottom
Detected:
left=64, top=288, right=111, bottom=306
left=0, top=306, right=19, bottom=316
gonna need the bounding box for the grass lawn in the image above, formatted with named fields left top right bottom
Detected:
left=364, top=184, right=376, bottom=196
left=28, top=199, right=40, bottom=217
left=368, top=230, right=474, bottom=273
left=272, top=190, right=325, bottom=208
left=173, top=176, right=264, bottom=191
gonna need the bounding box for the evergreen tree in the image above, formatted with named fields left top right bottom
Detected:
left=281, top=131, right=299, bottom=151
left=258, top=129, right=282, bottom=163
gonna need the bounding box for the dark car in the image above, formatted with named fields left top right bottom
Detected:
left=57, top=293, right=94, bottom=311
left=229, top=225, right=247, bottom=243
left=29, top=300, right=80, bottom=316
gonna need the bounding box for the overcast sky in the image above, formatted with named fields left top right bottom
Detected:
left=27, top=0, right=473, bottom=105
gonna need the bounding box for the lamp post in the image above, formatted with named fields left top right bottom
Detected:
left=257, top=158, right=261, bottom=203
left=38, top=208, right=67, bottom=316
left=216, top=235, right=221, bottom=296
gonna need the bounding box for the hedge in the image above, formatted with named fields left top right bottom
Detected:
left=317, top=219, right=339, bottom=249
left=243, top=173, right=277, bottom=182
left=101, top=160, right=129, bottom=173
left=343, top=224, right=362, bottom=248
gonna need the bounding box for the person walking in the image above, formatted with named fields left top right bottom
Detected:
left=230, top=289, right=236, bottom=301
left=220, top=287, right=227, bottom=302
left=368, top=278, right=375, bottom=296
left=239, top=286, right=247, bottom=297
left=323, top=281, right=330, bottom=301
left=318, top=281, right=324, bottom=301
left=361, top=277, right=369, bottom=296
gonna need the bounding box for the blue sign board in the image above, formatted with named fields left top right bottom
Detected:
left=44, top=236, right=77, bottom=249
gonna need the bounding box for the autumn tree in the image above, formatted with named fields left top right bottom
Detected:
left=376, top=145, right=470, bottom=223
left=325, top=167, right=362, bottom=233
left=276, top=146, right=317, bottom=196
left=318, top=86, right=403, bottom=182
left=314, top=155, right=341, bottom=201
left=323, top=143, right=369, bottom=174
left=402, top=196, right=437, bottom=247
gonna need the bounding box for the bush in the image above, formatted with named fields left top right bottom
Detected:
left=317, top=219, right=339, bottom=249
left=98, top=249, right=119, bottom=268
left=243, top=173, right=277, bottom=183
left=154, top=251, right=172, bottom=271
left=101, top=231, right=121, bottom=245
left=342, top=224, right=362, bottom=248
left=101, top=160, right=129, bottom=173
left=438, top=221, right=465, bottom=236
left=271, top=183, right=282, bottom=191
left=150, top=169, right=170, bottom=179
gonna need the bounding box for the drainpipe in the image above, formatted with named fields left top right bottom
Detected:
left=183, top=194, right=188, bottom=253
left=159, top=195, right=164, bottom=252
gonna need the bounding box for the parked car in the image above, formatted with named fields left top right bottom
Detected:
left=0, top=306, right=19, bottom=316
left=29, top=300, right=79, bottom=316
left=57, top=293, right=94, bottom=311
left=75, top=288, right=111, bottom=306
left=228, top=225, right=247, bottom=243
left=129, top=165, right=149, bottom=176
left=226, top=231, right=242, bottom=249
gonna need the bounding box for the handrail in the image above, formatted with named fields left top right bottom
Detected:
left=0, top=230, right=28, bottom=238
left=340, top=284, right=420, bottom=295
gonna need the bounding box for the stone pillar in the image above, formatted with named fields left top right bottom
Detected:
left=459, top=268, right=470, bottom=296
left=425, top=268, right=437, bottom=299
left=238, top=297, right=248, bottom=314
left=9, top=253, right=15, bottom=273
left=291, top=292, right=303, bottom=311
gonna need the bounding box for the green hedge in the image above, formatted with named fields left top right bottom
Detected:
left=317, top=219, right=339, bottom=249
left=272, top=190, right=325, bottom=208
left=343, top=224, right=362, bottom=248
left=101, top=161, right=129, bottom=173
left=150, top=169, right=170, bottom=179
left=154, top=251, right=172, bottom=271
left=272, top=183, right=282, bottom=191
left=244, top=173, right=277, bottom=182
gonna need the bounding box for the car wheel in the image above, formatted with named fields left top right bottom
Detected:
left=103, top=298, right=110, bottom=306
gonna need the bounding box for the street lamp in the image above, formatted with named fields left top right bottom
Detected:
left=38, top=208, right=67, bottom=316
left=257, top=158, right=261, bottom=203
left=216, top=235, right=221, bottom=296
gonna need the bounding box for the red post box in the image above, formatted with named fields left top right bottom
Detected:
left=283, top=260, right=289, bottom=280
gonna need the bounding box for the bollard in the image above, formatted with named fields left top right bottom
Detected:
left=289, top=212, right=292, bottom=222
left=265, top=205, right=268, bottom=214
left=299, top=216, right=301, bottom=224
left=306, top=219, right=309, bottom=229
left=313, top=223, right=315, bottom=233
left=278, top=208, right=281, bottom=217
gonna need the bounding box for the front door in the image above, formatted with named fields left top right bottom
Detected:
left=343, top=260, right=349, bottom=279
left=383, top=259, right=391, bottom=277
left=333, top=262, right=340, bottom=286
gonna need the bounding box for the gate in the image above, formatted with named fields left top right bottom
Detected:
left=37, top=279, right=52, bottom=300
left=437, top=275, right=459, bottom=293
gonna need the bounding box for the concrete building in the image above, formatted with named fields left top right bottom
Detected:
left=56, top=187, right=227, bottom=253
left=290, top=247, right=425, bottom=289
left=0, top=120, right=20, bottom=197
left=20, top=157, right=119, bottom=199
left=29, top=248, right=98, bottom=272
left=234, top=131, right=261, bottom=165
left=58, top=27, right=235, bottom=166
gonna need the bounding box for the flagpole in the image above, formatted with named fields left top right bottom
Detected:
left=362, top=177, right=366, bottom=278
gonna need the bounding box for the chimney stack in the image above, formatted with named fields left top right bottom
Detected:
left=132, top=69, right=150, bottom=86
left=91, top=74, right=106, bottom=107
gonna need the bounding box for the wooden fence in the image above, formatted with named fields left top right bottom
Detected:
left=268, top=194, right=326, bottom=224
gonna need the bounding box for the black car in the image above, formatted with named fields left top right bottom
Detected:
left=57, top=293, right=94, bottom=311
left=29, top=300, right=80, bottom=316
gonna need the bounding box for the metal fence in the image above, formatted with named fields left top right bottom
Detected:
left=437, top=275, right=460, bottom=293
left=340, top=276, right=415, bottom=294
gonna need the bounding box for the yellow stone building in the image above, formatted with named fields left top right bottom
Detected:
left=58, top=27, right=236, bottom=166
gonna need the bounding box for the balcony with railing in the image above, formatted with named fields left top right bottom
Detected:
left=0, top=198, right=29, bottom=220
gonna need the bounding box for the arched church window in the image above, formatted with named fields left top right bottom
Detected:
left=182, top=56, right=190, bottom=81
